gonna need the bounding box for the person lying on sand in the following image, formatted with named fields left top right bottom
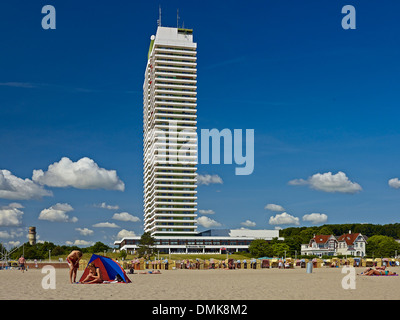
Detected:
left=80, top=263, right=103, bottom=283
left=139, top=270, right=161, bottom=274
left=361, top=268, right=397, bottom=276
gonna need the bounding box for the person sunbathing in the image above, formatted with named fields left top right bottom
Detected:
left=362, top=269, right=396, bottom=276
left=81, top=263, right=103, bottom=283
left=140, top=270, right=161, bottom=274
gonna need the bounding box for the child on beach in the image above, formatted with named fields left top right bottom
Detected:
left=67, top=250, right=82, bottom=284
left=80, top=263, right=103, bottom=284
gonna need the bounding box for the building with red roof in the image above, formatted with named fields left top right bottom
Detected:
left=301, top=231, right=367, bottom=257
left=337, top=231, right=367, bottom=257
left=301, top=234, right=338, bottom=257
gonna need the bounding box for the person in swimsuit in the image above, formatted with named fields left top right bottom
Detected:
left=362, top=269, right=397, bottom=276
left=18, top=255, right=26, bottom=273
left=67, top=250, right=82, bottom=283
left=80, top=263, right=103, bottom=283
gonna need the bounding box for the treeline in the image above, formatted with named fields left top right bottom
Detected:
left=280, top=223, right=400, bottom=240
left=4, top=241, right=111, bottom=260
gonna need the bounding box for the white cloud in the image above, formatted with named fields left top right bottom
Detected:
left=388, top=178, right=400, bottom=189
left=0, top=170, right=52, bottom=200
left=38, top=203, right=78, bottom=223
left=92, top=222, right=119, bottom=228
left=197, top=174, right=223, bottom=185
left=0, top=82, right=36, bottom=88
left=287, top=178, right=308, bottom=186
left=289, top=171, right=362, bottom=194
left=112, top=212, right=140, bottom=222
left=198, top=209, right=215, bottom=215
left=0, top=204, right=24, bottom=227
left=0, top=229, right=23, bottom=239
left=241, top=220, right=256, bottom=227
left=75, top=228, right=94, bottom=236
left=0, top=231, right=13, bottom=238
left=264, top=204, right=285, bottom=212
left=32, top=157, right=125, bottom=191
left=197, top=216, right=222, bottom=228
left=7, top=241, right=21, bottom=248
left=66, top=240, right=93, bottom=246
left=116, top=229, right=136, bottom=240
left=8, top=203, right=24, bottom=209
left=302, top=213, right=328, bottom=225
left=94, top=202, right=120, bottom=210
left=269, top=212, right=300, bottom=226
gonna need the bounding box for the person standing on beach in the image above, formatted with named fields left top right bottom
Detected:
left=67, top=250, right=82, bottom=283
left=18, top=255, right=26, bottom=273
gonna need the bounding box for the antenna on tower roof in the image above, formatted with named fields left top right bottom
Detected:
left=177, top=9, right=180, bottom=28
left=157, top=5, right=162, bottom=27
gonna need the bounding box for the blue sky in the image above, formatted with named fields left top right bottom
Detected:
left=1, top=0, right=400, bottom=248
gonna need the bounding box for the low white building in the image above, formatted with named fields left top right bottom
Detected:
left=114, top=229, right=283, bottom=254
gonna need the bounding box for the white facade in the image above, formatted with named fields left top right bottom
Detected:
left=301, top=232, right=367, bottom=257
left=143, top=27, right=198, bottom=237
left=114, top=229, right=283, bottom=254
left=301, top=235, right=338, bottom=257
left=336, top=233, right=367, bottom=257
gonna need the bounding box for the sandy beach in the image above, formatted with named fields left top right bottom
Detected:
left=1, top=266, right=399, bottom=300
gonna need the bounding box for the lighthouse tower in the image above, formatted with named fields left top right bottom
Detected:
left=28, top=226, right=36, bottom=245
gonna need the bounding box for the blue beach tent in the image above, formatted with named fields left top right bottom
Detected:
left=79, top=254, right=131, bottom=283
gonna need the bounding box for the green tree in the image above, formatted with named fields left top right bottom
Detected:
left=89, top=242, right=111, bottom=254
left=271, top=242, right=290, bottom=257
left=299, top=228, right=316, bottom=244
left=249, top=239, right=271, bottom=258
left=137, top=232, right=157, bottom=258
left=119, top=249, right=127, bottom=259
left=367, top=235, right=400, bottom=257
left=51, top=246, right=64, bottom=256
left=319, top=226, right=333, bottom=235
left=284, top=235, right=303, bottom=256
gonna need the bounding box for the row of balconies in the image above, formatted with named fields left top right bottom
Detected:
left=155, top=56, right=197, bottom=65
left=144, top=199, right=198, bottom=211
left=155, top=65, right=197, bottom=73
left=155, top=88, right=197, bottom=95
left=143, top=164, right=197, bottom=179
left=154, top=53, right=196, bottom=61
left=155, top=101, right=197, bottom=108
left=144, top=166, right=197, bottom=181
left=144, top=210, right=198, bottom=222
left=155, top=82, right=197, bottom=91
left=155, top=113, right=197, bottom=120
left=155, top=71, right=196, bottom=79
left=144, top=164, right=197, bottom=177
left=154, top=46, right=196, bottom=55
left=144, top=183, right=197, bottom=200
left=155, top=94, right=197, bottom=100
left=154, top=48, right=196, bottom=57
left=154, top=70, right=196, bottom=78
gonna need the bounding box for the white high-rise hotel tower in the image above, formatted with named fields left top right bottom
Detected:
left=114, top=22, right=282, bottom=254
left=143, top=26, right=198, bottom=237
